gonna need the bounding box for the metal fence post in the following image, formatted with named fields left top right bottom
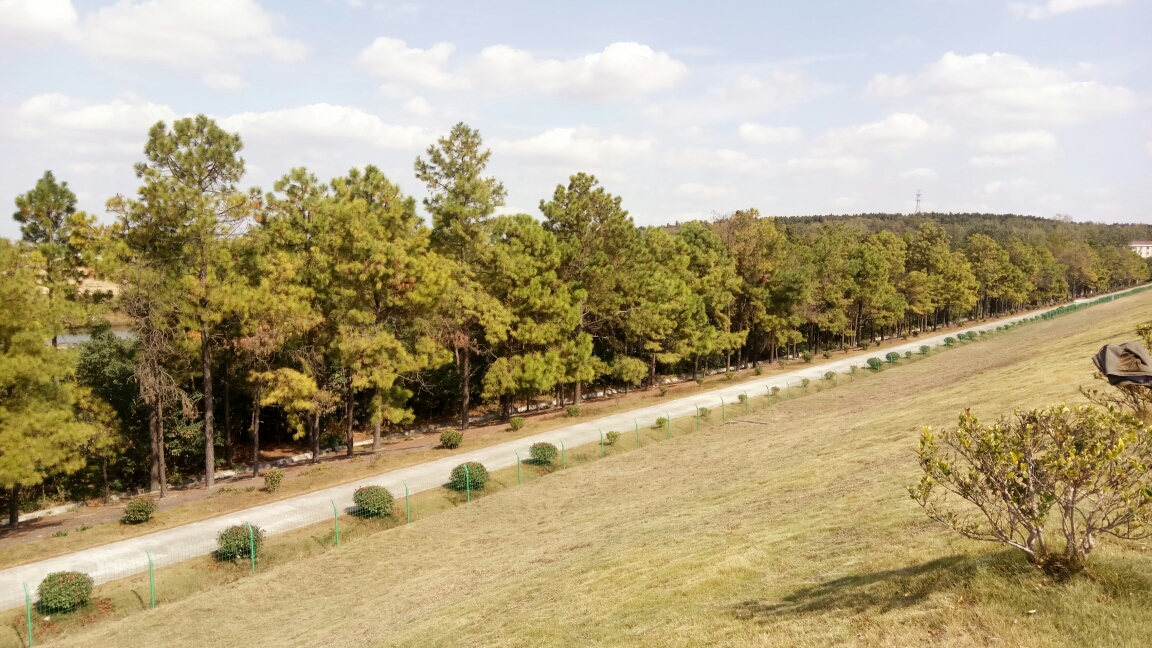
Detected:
left=515, top=452, right=521, bottom=484
left=695, top=405, right=700, bottom=431
left=24, top=582, right=32, bottom=647
left=720, top=397, right=725, bottom=421
left=743, top=392, right=749, bottom=414
left=599, top=429, right=605, bottom=457
left=331, top=500, right=340, bottom=545
left=246, top=522, right=256, bottom=574
left=464, top=464, right=472, bottom=502
left=147, top=549, right=156, bottom=609
left=561, top=441, right=566, bottom=468
left=634, top=420, right=640, bottom=447
left=665, top=411, right=671, bottom=439
left=404, top=480, right=410, bottom=523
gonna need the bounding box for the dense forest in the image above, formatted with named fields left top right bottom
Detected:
left=3, top=116, right=1150, bottom=520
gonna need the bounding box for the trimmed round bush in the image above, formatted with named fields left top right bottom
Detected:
left=771, top=386, right=781, bottom=394
left=866, top=357, right=883, bottom=371
left=698, top=406, right=712, bottom=420
left=904, top=351, right=913, bottom=360
left=822, top=351, right=831, bottom=359
left=37, top=571, right=93, bottom=612
left=606, top=431, right=620, bottom=445
left=530, top=442, right=558, bottom=464
left=654, top=416, right=668, bottom=429
left=919, top=345, right=930, bottom=355
left=120, top=497, right=157, bottom=524
left=695, top=377, right=705, bottom=386
left=944, top=336, right=957, bottom=347
left=753, top=366, right=763, bottom=376
left=738, top=393, right=748, bottom=404
left=724, top=370, right=734, bottom=380
left=440, top=428, right=463, bottom=449
left=801, top=351, right=813, bottom=363
left=885, top=352, right=900, bottom=364
left=566, top=406, right=581, bottom=418
left=824, top=371, right=836, bottom=380
left=658, top=385, right=669, bottom=396
left=450, top=462, right=489, bottom=491
left=509, top=416, right=525, bottom=431
left=215, top=523, right=264, bottom=562
left=354, top=485, right=394, bottom=517
left=263, top=468, right=284, bottom=493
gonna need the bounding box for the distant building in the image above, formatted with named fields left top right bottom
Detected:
left=1132, top=242, right=1152, bottom=259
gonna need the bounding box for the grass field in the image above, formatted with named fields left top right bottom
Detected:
left=32, top=291, right=1152, bottom=647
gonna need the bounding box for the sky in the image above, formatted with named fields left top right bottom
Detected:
left=0, top=0, right=1149, bottom=239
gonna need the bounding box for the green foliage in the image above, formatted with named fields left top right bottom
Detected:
left=911, top=405, right=1152, bottom=575
left=215, top=524, right=263, bottom=562
left=824, top=371, right=836, bottom=380
left=944, top=337, right=957, bottom=347
left=771, top=386, right=781, bottom=394
left=885, top=352, right=900, bottom=364
left=263, top=469, right=285, bottom=493
left=509, top=416, right=525, bottom=431
left=738, top=393, right=748, bottom=404
left=440, top=429, right=463, bottom=449
left=53, top=529, right=68, bottom=537
left=904, top=351, right=913, bottom=360
left=529, top=442, right=558, bottom=464
left=654, top=417, right=667, bottom=429
left=659, top=385, right=669, bottom=396
left=566, top=406, right=581, bottom=418
left=849, top=365, right=857, bottom=375
left=800, top=378, right=810, bottom=388
left=801, top=351, right=813, bottom=363
left=606, top=431, right=620, bottom=445
left=37, top=571, right=93, bottom=612
left=353, top=485, right=394, bottom=517
left=449, top=462, right=489, bottom=491
left=753, top=366, right=762, bottom=376
left=120, top=497, right=157, bottom=524
left=695, top=377, right=705, bottom=386
left=724, top=370, right=734, bottom=380
left=919, top=345, right=930, bottom=356
left=866, top=357, right=883, bottom=371
left=697, top=407, right=711, bottom=420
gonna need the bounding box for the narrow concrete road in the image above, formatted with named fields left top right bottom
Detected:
left=0, top=291, right=1133, bottom=611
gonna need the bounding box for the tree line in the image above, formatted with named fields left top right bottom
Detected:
left=2, top=116, right=1149, bottom=521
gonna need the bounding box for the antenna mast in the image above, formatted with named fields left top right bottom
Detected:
left=915, top=190, right=922, bottom=215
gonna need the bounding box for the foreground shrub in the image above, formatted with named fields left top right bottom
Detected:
left=37, top=571, right=93, bottom=612
left=353, top=485, right=394, bottom=517
left=822, top=351, right=831, bottom=359
left=440, top=428, right=463, bottom=449
left=801, top=351, right=813, bottom=363
left=695, top=377, right=705, bottom=386
left=919, top=345, right=930, bottom=356
left=606, top=431, right=620, bottom=445
left=885, top=352, right=900, bottom=365
left=263, top=469, right=284, bottom=493
left=566, top=406, right=581, bottom=418
left=120, top=497, right=157, bottom=524
left=659, top=385, right=669, bottom=396
left=530, top=442, right=558, bottom=464
left=770, top=386, right=781, bottom=395
left=910, top=405, right=1152, bottom=576
left=509, top=416, right=525, bottom=431
left=215, top=523, right=264, bottom=562
left=724, top=370, right=734, bottom=380
left=944, top=336, right=956, bottom=347
left=866, top=357, right=883, bottom=371
left=449, top=462, right=489, bottom=491
left=697, top=407, right=711, bottom=420
left=823, top=371, right=835, bottom=381
left=904, top=351, right=913, bottom=360
left=738, top=393, right=748, bottom=404
left=654, top=416, right=667, bottom=429
left=753, top=366, right=762, bottom=376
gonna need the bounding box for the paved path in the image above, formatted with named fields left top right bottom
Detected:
left=0, top=290, right=1136, bottom=611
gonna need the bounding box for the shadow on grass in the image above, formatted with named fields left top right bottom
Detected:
left=733, top=551, right=1027, bottom=623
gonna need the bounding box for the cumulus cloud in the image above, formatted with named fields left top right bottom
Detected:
left=968, top=129, right=1058, bottom=167
left=665, top=148, right=774, bottom=175
left=785, top=156, right=871, bottom=174
left=678, top=183, right=729, bottom=198
left=866, top=52, right=1136, bottom=126
left=807, top=113, right=951, bottom=163
left=218, top=104, right=430, bottom=150
left=1007, top=0, right=1123, bottom=20
left=0, top=0, right=78, bottom=42
left=900, top=167, right=939, bottom=181
left=358, top=39, right=688, bottom=100
left=492, top=127, right=653, bottom=165
left=403, top=97, right=431, bottom=116
left=651, top=70, right=828, bottom=125
left=13, top=92, right=176, bottom=140
left=202, top=72, right=248, bottom=92
left=738, top=123, right=802, bottom=144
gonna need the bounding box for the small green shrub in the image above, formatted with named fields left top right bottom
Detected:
left=567, top=406, right=581, bottom=418
left=530, top=442, right=559, bottom=464
left=801, top=351, right=813, bottom=363
left=53, top=529, right=68, bottom=537
left=996, top=326, right=1003, bottom=331
left=979, top=330, right=987, bottom=337
left=866, top=357, right=883, bottom=371
left=263, top=469, right=285, bottom=493
left=919, top=345, right=930, bottom=356
left=912, top=330, right=920, bottom=337
left=120, top=497, right=157, bottom=524
left=37, top=571, right=93, bottom=612
left=849, top=365, right=857, bottom=375
left=606, top=431, right=620, bottom=445
left=654, top=416, right=668, bottom=429
left=944, top=337, right=957, bottom=347
left=904, top=351, right=913, bottom=360
left=800, top=378, right=810, bottom=388
left=824, top=371, right=835, bottom=380
left=658, top=385, right=668, bottom=396
left=76, top=524, right=91, bottom=531
left=215, top=524, right=263, bottom=562
left=354, top=485, right=394, bottom=517
left=724, top=370, right=734, bottom=381
left=440, top=428, right=463, bottom=449
left=449, top=462, right=489, bottom=491
left=822, top=351, right=831, bottom=359
left=771, top=386, right=781, bottom=395
left=886, top=352, right=900, bottom=364
left=697, top=407, right=711, bottom=420
left=753, top=366, right=762, bottom=376
left=509, top=417, right=525, bottom=431
left=695, top=377, right=705, bottom=386
left=738, top=393, right=748, bottom=404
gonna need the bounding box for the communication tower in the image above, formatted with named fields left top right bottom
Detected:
left=915, top=190, right=922, bottom=214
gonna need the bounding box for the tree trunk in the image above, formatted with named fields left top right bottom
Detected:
left=310, top=410, right=321, bottom=464
left=201, top=324, right=216, bottom=489
left=251, top=395, right=262, bottom=479
left=461, top=349, right=471, bottom=430
left=574, top=380, right=582, bottom=407
left=9, top=485, right=19, bottom=527
left=372, top=387, right=382, bottom=452
left=149, top=403, right=161, bottom=493
left=102, top=456, right=109, bottom=504
left=224, top=366, right=233, bottom=467
left=346, top=383, right=355, bottom=458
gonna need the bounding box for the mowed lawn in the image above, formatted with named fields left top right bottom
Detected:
left=56, top=293, right=1152, bottom=648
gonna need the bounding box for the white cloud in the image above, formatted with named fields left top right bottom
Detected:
left=972, top=130, right=1058, bottom=154
left=785, top=156, right=871, bottom=173
left=202, top=72, right=248, bottom=92
left=738, top=123, right=802, bottom=144
left=403, top=97, right=431, bottom=116
left=13, top=92, right=177, bottom=139
left=0, top=0, right=78, bottom=42
left=811, top=113, right=952, bottom=158
left=1008, top=0, right=1123, bottom=20
left=218, top=104, right=430, bottom=150
left=900, top=167, right=938, bottom=181
left=984, top=178, right=1036, bottom=194
left=665, top=148, right=774, bottom=175
left=493, top=127, right=653, bottom=165
left=359, top=39, right=688, bottom=100
left=866, top=52, right=1136, bottom=126
left=651, top=70, right=828, bottom=125
left=678, top=183, right=729, bottom=198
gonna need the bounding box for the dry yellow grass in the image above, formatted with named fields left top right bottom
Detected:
left=41, top=292, right=1152, bottom=647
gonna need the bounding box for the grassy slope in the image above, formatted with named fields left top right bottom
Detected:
left=54, top=293, right=1152, bottom=648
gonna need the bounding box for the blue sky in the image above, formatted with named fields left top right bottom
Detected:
left=1, top=0, right=1149, bottom=239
